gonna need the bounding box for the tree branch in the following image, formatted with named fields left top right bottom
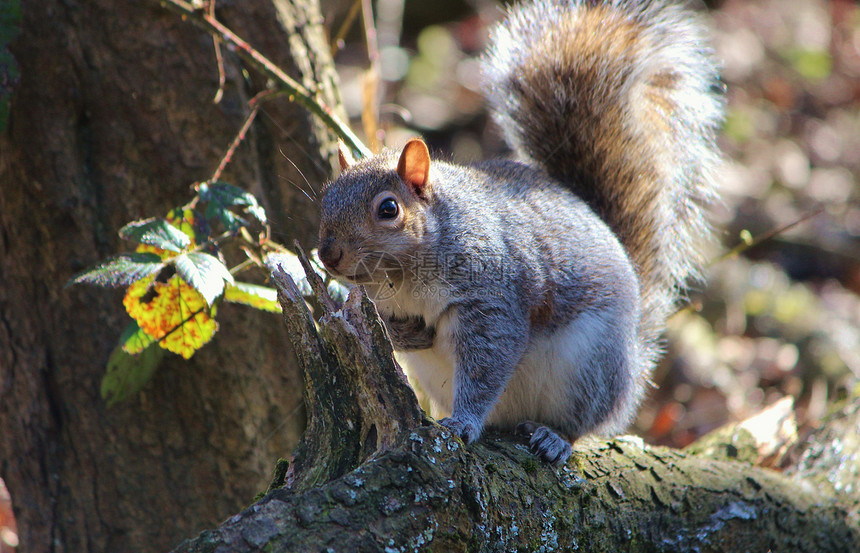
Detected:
left=169, top=254, right=860, bottom=552
left=154, top=0, right=371, bottom=159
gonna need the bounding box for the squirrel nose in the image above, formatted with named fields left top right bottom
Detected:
left=318, top=240, right=343, bottom=270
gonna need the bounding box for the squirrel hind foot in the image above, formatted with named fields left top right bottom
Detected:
left=516, top=421, right=573, bottom=466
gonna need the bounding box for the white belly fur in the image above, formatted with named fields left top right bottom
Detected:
left=489, top=309, right=610, bottom=429
left=398, top=305, right=614, bottom=430
left=397, top=309, right=458, bottom=419
left=372, top=280, right=457, bottom=419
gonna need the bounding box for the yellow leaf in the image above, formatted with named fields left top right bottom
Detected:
left=166, top=208, right=199, bottom=244
left=224, top=282, right=281, bottom=313
left=123, top=274, right=218, bottom=359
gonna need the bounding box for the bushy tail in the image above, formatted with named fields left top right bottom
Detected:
left=483, top=0, right=723, bottom=369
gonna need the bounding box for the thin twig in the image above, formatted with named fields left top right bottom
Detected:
left=670, top=207, right=826, bottom=321
left=360, top=0, right=381, bottom=152
left=710, top=206, right=825, bottom=266
left=330, top=0, right=362, bottom=57
left=156, top=0, right=371, bottom=159
left=208, top=0, right=226, bottom=103
left=211, top=101, right=260, bottom=182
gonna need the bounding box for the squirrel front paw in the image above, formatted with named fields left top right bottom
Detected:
left=438, top=416, right=482, bottom=444
left=516, top=421, right=572, bottom=466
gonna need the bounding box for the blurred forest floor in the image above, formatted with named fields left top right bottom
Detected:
left=325, top=0, right=860, bottom=449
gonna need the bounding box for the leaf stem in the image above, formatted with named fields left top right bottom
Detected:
left=229, top=258, right=255, bottom=276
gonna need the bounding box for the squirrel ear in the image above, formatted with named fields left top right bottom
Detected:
left=338, top=143, right=354, bottom=172
left=396, top=138, right=431, bottom=198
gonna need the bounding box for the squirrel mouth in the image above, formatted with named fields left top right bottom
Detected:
left=323, top=264, right=374, bottom=283
left=323, top=264, right=372, bottom=282
left=344, top=271, right=376, bottom=284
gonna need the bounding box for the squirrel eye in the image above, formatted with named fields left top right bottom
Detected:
left=377, top=197, right=399, bottom=220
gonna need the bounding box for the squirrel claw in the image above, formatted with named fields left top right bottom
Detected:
left=438, top=417, right=481, bottom=444
left=515, top=420, right=540, bottom=437
left=528, top=425, right=572, bottom=466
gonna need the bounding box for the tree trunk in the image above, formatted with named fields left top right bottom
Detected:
left=0, top=0, right=340, bottom=551
left=169, top=259, right=860, bottom=552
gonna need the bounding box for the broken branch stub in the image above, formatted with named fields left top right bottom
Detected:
left=272, top=249, right=428, bottom=492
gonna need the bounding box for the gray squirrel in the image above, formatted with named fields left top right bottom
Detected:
left=317, top=0, right=723, bottom=465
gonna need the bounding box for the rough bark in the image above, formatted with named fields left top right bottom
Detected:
left=170, top=258, right=860, bottom=553
left=0, top=0, right=340, bottom=551
left=272, top=249, right=429, bottom=493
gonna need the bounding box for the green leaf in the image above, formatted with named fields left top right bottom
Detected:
left=119, top=218, right=191, bottom=252
left=209, top=204, right=245, bottom=232
left=224, top=281, right=281, bottom=312
left=119, top=320, right=158, bottom=355
left=68, top=252, right=164, bottom=288
left=200, top=181, right=267, bottom=230
left=102, top=329, right=165, bottom=406
left=173, top=251, right=234, bottom=306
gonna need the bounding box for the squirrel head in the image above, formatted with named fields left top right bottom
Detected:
left=318, top=138, right=436, bottom=285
